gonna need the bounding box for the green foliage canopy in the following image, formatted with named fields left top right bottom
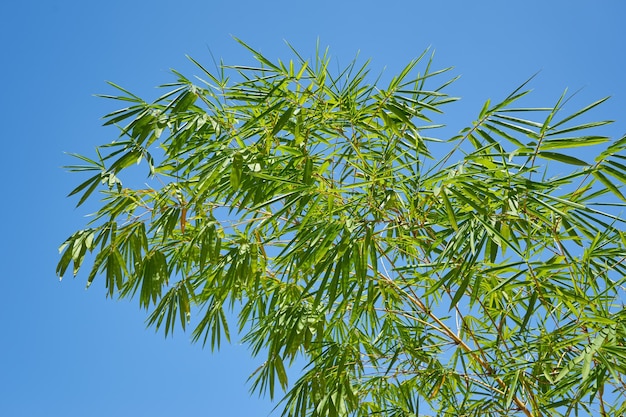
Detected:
left=58, top=40, right=626, bottom=416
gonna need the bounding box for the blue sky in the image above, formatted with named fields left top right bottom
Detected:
left=1, top=1, right=625, bottom=416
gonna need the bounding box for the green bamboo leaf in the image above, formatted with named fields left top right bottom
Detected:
left=109, top=149, right=143, bottom=173
left=483, top=122, right=528, bottom=148
left=171, top=89, right=197, bottom=114
left=606, top=158, right=626, bottom=174
left=440, top=188, right=458, bottom=231
left=448, top=264, right=473, bottom=310
left=56, top=237, right=75, bottom=278
left=592, top=170, right=626, bottom=202
left=540, top=136, right=609, bottom=150
left=495, top=113, right=544, bottom=129
left=230, top=152, right=243, bottom=190
left=67, top=174, right=101, bottom=207
left=233, top=37, right=282, bottom=72
left=477, top=99, right=491, bottom=119
left=602, top=163, right=626, bottom=184
left=489, top=119, right=539, bottom=139
left=386, top=102, right=412, bottom=124
left=271, top=106, right=294, bottom=136
left=520, top=290, right=538, bottom=331
left=103, top=249, right=123, bottom=296
left=597, top=134, right=626, bottom=160
left=547, top=120, right=612, bottom=137
left=582, top=327, right=611, bottom=379
left=103, top=81, right=144, bottom=101
left=555, top=352, right=585, bottom=382
left=537, top=151, right=590, bottom=166
left=274, top=355, right=288, bottom=390
left=102, top=107, right=145, bottom=126
left=550, top=96, right=611, bottom=129
left=505, top=370, right=522, bottom=409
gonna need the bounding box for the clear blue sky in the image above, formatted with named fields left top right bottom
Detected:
left=1, top=1, right=625, bottom=416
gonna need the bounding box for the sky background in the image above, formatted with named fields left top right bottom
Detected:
left=1, top=1, right=625, bottom=416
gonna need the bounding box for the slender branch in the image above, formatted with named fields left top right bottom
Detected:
left=377, top=249, right=533, bottom=417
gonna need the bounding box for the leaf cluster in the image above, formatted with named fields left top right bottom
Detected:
left=57, top=39, right=626, bottom=417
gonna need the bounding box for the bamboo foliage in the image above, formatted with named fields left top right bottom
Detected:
left=58, top=39, right=626, bottom=416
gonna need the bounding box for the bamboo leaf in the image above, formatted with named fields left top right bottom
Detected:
left=537, top=151, right=590, bottom=166
left=271, top=106, right=295, bottom=136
